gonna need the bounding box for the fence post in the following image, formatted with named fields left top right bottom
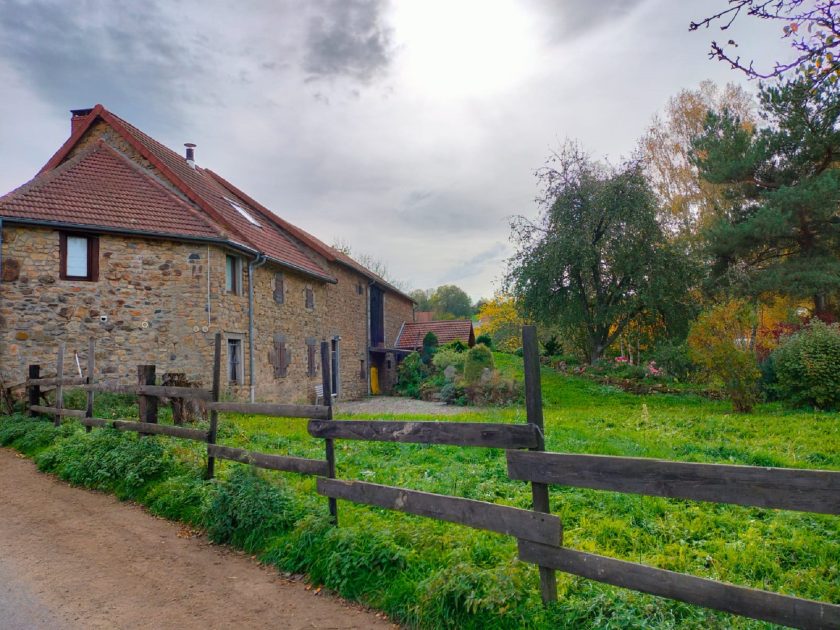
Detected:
left=137, top=365, right=157, bottom=427
left=85, top=338, right=95, bottom=433
left=206, top=333, right=222, bottom=480
left=54, top=342, right=65, bottom=427
left=28, top=364, right=40, bottom=417
left=320, top=340, right=338, bottom=524
left=522, top=325, right=557, bottom=604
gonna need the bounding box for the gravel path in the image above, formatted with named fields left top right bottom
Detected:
left=0, top=448, right=394, bottom=629
left=337, top=396, right=479, bottom=416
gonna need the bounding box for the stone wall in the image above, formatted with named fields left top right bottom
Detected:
left=384, top=291, right=414, bottom=347
left=1, top=225, right=415, bottom=403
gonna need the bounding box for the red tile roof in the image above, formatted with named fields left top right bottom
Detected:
left=0, top=141, right=221, bottom=239
left=3, top=105, right=334, bottom=282
left=396, top=320, right=476, bottom=350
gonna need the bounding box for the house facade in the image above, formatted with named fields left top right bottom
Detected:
left=0, top=105, right=414, bottom=402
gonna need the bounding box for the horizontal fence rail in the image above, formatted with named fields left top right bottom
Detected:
left=317, top=478, right=562, bottom=546
left=27, top=376, right=87, bottom=387
left=308, top=419, right=540, bottom=449
left=517, top=542, right=840, bottom=630
left=506, top=451, right=840, bottom=515
left=207, top=401, right=330, bottom=419
left=81, top=418, right=209, bottom=441
left=29, top=405, right=86, bottom=418
left=208, top=444, right=328, bottom=476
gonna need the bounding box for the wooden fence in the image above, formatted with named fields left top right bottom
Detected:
left=21, top=328, right=840, bottom=629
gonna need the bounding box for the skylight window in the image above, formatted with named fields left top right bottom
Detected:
left=224, top=197, right=261, bottom=227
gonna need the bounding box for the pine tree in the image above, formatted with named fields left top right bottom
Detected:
left=692, top=78, right=840, bottom=316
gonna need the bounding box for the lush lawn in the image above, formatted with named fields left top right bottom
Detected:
left=2, top=353, right=838, bottom=629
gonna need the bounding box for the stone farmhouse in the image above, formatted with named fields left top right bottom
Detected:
left=0, top=105, right=415, bottom=402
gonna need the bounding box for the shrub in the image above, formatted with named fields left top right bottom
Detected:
left=542, top=335, right=561, bottom=357
left=650, top=341, right=697, bottom=381
left=688, top=300, right=761, bottom=413
left=206, top=467, right=302, bottom=552
left=772, top=319, right=840, bottom=410
left=421, top=332, right=439, bottom=364
left=440, top=382, right=468, bottom=405
left=433, top=348, right=466, bottom=373
left=396, top=352, right=427, bottom=398
left=475, top=333, right=492, bottom=348
left=36, top=429, right=175, bottom=500
left=444, top=339, right=469, bottom=353
left=464, top=344, right=495, bottom=384
left=463, top=374, right=522, bottom=406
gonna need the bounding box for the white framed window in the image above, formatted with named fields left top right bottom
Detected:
left=60, top=232, right=98, bottom=281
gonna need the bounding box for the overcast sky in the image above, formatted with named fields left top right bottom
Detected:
left=0, top=0, right=791, bottom=300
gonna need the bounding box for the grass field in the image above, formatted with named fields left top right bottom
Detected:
left=2, top=352, right=838, bottom=629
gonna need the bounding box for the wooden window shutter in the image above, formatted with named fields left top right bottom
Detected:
left=306, top=338, right=317, bottom=377
left=269, top=334, right=290, bottom=378
left=274, top=272, right=285, bottom=304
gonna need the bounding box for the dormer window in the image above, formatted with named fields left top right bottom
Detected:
left=224, top=197, right=261, bottom=227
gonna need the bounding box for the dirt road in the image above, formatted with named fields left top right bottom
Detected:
left=0, top=448, right=394, bottom=629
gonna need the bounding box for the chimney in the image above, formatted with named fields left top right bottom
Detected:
left=70, top=108, right=94, bottom=136
left=184, top=143, right=196, bottom=168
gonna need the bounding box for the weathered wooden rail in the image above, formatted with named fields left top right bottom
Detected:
left=20, top=328, right=840, bottom=629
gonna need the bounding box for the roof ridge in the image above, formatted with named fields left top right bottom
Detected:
left=97, top=110, right=258, bottom=253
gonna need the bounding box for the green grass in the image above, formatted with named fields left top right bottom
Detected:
left=2, top=352, right=838, bottom=629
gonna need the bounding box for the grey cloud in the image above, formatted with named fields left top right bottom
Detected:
left=528, top=0, right=646, bottom=43
left=303, top=0, right=394, bottom=82
left=392, top=190, right=486, bottom=234
left=441, top=242, right=508, bottom=284
left=0, top=1, right=209, bottom=124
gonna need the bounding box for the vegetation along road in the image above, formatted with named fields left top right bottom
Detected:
left=0, top=448, right=393, bottom=629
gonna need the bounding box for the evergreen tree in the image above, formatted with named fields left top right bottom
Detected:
left=692, top=78, right=840, bottom=316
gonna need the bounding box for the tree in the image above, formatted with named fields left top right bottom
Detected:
left=428, top=285, right=473, bottom=319
left=691, top=77, right=840, bottom=316
left=331, top=238, right=408, bottom=290
left=690, top=1, right=840, bottom=87
left=641, top=80, right=755, bottom=240
left=507, top=144, right=695, bottom=363
left=409, top=289, right=433, bottom=311
left=688, top=299, right=761, bottom=412
left=476, top=294, right=526, bottom=352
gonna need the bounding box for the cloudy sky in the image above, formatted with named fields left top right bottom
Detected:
left=0, top=0, right=790, bottom=300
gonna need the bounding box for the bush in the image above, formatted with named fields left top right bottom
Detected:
left=772, top=319, right=840, bottom=410
left=396, top=352, right=427, bottom=398
left=650, top=342, right=696, bottom=381
left=464, top=344, right=495, bottom=384
left=36, top=428, right=175, bottom=500
left=475, top=333, right=492, bottom=348
left=463, top=374, right=522, bottom=406
left=444, top=340, right=469, bottom=353
left=206, top=467, right=302, bottom=552
left=421, top=332, right=439, bottom=364
left=688, top=300, right=760, bottom=413
left=440, top=382, right=468, bottom=406
left=542, top=335, right=561, bottom=357
left=433, top=348, right=466, bottom=373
